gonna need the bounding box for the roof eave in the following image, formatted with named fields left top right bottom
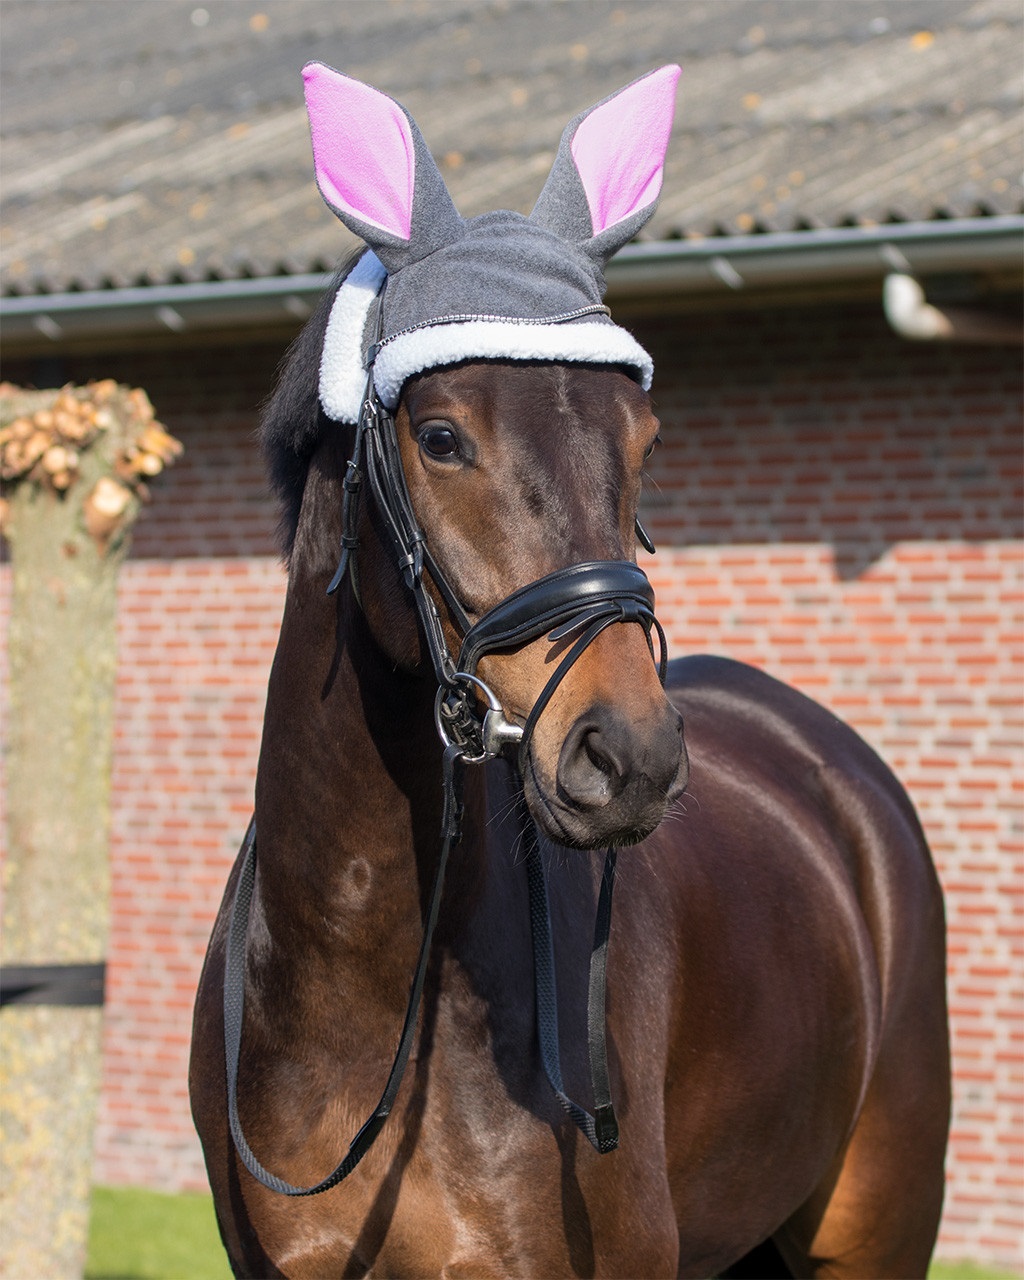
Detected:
left=1, top=217, right=1021, bottom=352
left=607, top=216, right=1024, bottom=298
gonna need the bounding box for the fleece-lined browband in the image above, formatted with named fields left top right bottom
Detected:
left=302, top=62, right=681, bottom=420
left=318, top=250, right=654, bottom=421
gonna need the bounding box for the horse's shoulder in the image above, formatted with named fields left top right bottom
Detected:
left=666, top=653, right=926, bottom=848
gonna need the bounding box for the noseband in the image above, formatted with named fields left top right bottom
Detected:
left=224, top=354, right=667, bottom=1195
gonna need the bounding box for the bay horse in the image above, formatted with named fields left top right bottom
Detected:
left=190, top=64, right=950, bottom=1280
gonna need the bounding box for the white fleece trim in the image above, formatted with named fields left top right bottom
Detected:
left=318, top=251, right=388, bottom=423
left=371, top=319, right=653, bottom=407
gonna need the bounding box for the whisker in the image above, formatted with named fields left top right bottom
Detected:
left=486, top=789, right=525, bottom=832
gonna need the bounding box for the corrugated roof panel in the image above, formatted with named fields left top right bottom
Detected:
left=2, top=0, right=1020, bottom=295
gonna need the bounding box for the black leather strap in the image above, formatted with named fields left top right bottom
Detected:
left=458, top=560, right=654, bottom=675
left=526, top=833, right=619, bottom=1153
left=515, top=601, right=662, bottom=777
left=0, top=962, right=106, bottom=1007
left=224, top=746, right=465, bottom=1196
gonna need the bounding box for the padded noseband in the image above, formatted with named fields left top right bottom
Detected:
left=458, top=560, right=656, bottom=673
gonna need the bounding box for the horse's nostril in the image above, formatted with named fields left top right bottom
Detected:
left=584, top=729, right=622, bottom=780
left=554, top=703, right=685, bottom=822
left=557, top=714, right=632, bottom=811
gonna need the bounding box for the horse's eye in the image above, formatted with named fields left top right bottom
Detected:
left=419, top=424, right=460, bottom=460
left=644, top=434, right=662, bottom=461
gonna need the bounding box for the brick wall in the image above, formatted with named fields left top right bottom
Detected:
left=1, top=301, right=1020, bottom=1266
left=636, top=306, right=1021, bottom=1267
left=94, top=343, right=284, bottom=1130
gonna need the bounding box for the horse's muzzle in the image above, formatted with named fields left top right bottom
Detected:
left=530, top=698, right=688, bottom=848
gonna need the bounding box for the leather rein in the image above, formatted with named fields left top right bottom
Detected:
left=224, top=341, right=667, bottom=1196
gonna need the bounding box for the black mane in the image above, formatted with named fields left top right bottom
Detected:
left=259, top=253, right=361, bottom=559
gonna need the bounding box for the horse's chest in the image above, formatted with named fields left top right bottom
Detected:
left=263, top=1051, right=676, bottom=1278
left=321, top=1147, right=677, bottom=1279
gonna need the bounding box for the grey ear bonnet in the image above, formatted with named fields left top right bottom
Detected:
left=304, top=64, right=681, bottom=422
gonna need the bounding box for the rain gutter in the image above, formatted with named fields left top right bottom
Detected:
left=0, top=273, right=332, bottom=350
left=605, top=215, right=1022, bottom=296
left=1, top=216, right=1021, bottom=350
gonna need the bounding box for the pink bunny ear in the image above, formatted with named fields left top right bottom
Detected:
left=302, top=63, right=462, bottom=271
left=303, top=62, right=415, bottom=239
left=530, top=65, right=681, bottom=264
left=571, top=64, right=680, bottom=235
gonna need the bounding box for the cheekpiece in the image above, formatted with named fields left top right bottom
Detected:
left=302, top=62, right=681, bottom=422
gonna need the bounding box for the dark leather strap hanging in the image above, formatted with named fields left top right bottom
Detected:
left=526, top=832, right=621, bottom=1153
left=224, top=363, right=668, bottom=1190
left=224, top=745, right=466, bottom=1196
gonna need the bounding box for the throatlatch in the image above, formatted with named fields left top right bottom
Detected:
left=224, top=58, right=680, bottom=1194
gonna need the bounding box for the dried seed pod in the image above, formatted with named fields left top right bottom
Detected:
left=33, top=410, right=55, bottom=431
left=88, top=378, right=115, bottom=404
left=56, top=416, right=92, bottom=443
left=49, top=469, right=73, bottom=491
left=83, top=476, right=133, bottom=542
left=137, top=425, right=183, bottom=461
left=93, top=408, right=115, bottom=431
left=127, top=388, right=155, bottom=423
left=131, top=452, right=164, bottom=477
left=23, top=431, right=50, bottom=468
left=6, top=417, right=34, bottom=442
left=42, top=445, right=71, bottom=475
left=2, top=443, right=27, bottom=477
left=53, top=410, right=79, bottom=436
left=87, top=475, right=133, bottom=517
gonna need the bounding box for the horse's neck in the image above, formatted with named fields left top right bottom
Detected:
left=248, top=563, right=564, bottom=1077
left=252, top=570, right=451, bottom=976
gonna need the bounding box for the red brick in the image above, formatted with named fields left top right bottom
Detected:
left=1, top=305, right=1019, bottom=1256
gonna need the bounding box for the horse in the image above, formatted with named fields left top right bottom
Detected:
left=190, top=63, right=950, bottom=1280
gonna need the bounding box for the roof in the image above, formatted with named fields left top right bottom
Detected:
left=2, top=0, right=1022, bottom=297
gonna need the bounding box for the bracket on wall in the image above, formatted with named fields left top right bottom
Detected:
left=881, top=244, right=1022, bottom=345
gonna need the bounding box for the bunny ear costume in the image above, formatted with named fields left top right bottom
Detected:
left=302, top=62, right=681, bottom=423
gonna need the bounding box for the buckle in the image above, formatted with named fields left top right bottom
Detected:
left=433, top=673, right=523, bottom=764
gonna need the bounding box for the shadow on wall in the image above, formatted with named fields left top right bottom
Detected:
left=634, top=303, right=1021, bottom=581
left=11, top=303, right=1021, bottom=576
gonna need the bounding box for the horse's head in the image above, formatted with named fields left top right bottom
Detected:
left=293, top=62, right=687, bottom=847
left=389, top=359, right=688, bottom=847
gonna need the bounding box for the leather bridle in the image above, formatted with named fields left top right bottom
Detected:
left=329, top=368, right=666, bottom=769
left=224, top=315, right=667, bottom=1195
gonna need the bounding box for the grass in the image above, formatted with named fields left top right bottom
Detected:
left=87, top=1185, right=1020, bottom=1280
left=930, top=1267, right=1021, bottom=1280
left=86, top=1186, right=229, bottom=1280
